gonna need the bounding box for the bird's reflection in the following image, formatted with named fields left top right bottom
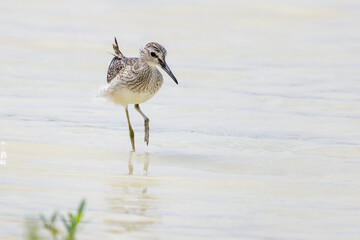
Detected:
left=128, top=151, right=150, bottom=175
left=105, top=152, right=157, bottom=235
left=128, top=151, right=134, bottom=175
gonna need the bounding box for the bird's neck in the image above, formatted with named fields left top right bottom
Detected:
left=141, top=59, right=157, bottom=68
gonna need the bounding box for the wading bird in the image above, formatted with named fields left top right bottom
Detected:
left=99, top=37, right=178, bottom=151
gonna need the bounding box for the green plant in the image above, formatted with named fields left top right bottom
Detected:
left=61, top=199, right=85, bottom=240
left=26, top=199, right=86, bottom=240
left=25, top=220, right=41, bottom=240
left=40, top=212, right=59, bottom=240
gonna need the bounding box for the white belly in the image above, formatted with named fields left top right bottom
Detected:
left=107, top=88, right=157, bottom=106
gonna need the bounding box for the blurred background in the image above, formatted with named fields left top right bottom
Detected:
left=0, top=0, right=360, bottom=239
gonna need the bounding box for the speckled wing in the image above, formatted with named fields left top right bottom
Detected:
left=107, top=57, right=122, bottom=83
left=106, top=57, right=143, bottom=83
left=103, top=57, right=159, bottom=97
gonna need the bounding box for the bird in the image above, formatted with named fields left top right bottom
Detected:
left=99, top=37, right=178, bottom=151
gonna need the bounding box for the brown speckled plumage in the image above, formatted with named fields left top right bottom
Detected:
left=106, top=56, right=163, bottom=94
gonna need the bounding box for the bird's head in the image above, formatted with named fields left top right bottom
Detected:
left=140, top=42, right=178, bottom=84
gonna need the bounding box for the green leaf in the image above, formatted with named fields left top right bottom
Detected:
left=68, top=213, right=75, bottom=221
left=61, top=216, right=71, bottom=231
left=39, top=214, right=47, bottom=224
left=76, top=200, right=86, bottom=222
left=50, top=212, right=58, bottom=222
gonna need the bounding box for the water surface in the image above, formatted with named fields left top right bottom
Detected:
left=1, top=0, right=360, bottom=239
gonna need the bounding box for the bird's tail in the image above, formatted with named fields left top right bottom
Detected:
left=113, top=37, right=124, bottom=58
left=97, top=84, right=110, bottom=98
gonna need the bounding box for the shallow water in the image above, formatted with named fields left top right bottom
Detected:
left=1, top=0, right=360, bottom=239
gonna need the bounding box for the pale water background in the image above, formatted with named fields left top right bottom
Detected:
left=1, top=0, right=360, bottom=239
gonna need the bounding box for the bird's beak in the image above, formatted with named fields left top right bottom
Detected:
left=160, top=61, right=178, bottom=84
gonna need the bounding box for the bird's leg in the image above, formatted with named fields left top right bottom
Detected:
left=125, top=106, right=135, bottom=151
left=134, top=104, right=149, bottom=145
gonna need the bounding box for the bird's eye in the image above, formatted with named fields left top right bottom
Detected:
left=150, top=52, right=156, bottom=57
